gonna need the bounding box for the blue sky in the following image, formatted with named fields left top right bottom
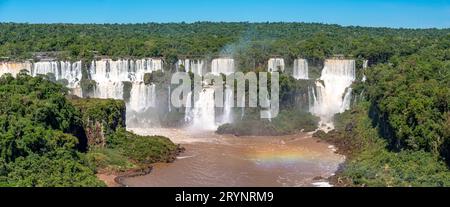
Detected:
left=0, top=0, right=449, bottom=28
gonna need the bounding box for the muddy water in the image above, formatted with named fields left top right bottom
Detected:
left=123, top=128, right=344, bottom=187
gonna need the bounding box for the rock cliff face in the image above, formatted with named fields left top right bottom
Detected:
left=69, top=97, right=126, bottom=148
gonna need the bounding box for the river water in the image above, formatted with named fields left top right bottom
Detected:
left=122, top=128, right=344, bottom=187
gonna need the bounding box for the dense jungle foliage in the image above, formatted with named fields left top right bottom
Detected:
left=1, top=22, right=449, bottom=68
left=0, top=22, right=449, bottom=186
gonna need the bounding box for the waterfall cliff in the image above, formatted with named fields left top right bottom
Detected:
left=88, top=58, right=163, bottom=126
left=1, top=61, right=82, bottom=96
left=309, top=59, right=356, bottom=131
left=1, top=62, right=32, bottom=76
left=293, top=59, right=309, bottom=80
left=268, top=58, right=285, bottom=72
left=89, top=58, right=162, bottom=99
left=177, top=59, right=205, bottom=76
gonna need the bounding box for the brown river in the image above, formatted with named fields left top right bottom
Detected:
left=122, top=128, right=344, bottom=187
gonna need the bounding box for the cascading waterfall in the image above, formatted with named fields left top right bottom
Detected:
left=211, top=58, right=235, bottom=75
left=1, top=61, right=82, bottom=96
left=3, top=58, right=164, bottom=127
left=89, top=59, right=127, bottom=99
left=184, top=92, right=193, bottom=123
left=362, top=60, right=368, bottom=82
left=177, top=59, right=205, bottom=76
left=135, top=58, right=163, bottom=81
left=184, top=58, right=236, bottom=130
left=0, top=62, right=32, bottom=77
left=89, top=58, right=162, bottom=99
left=293, top=59, right=309, bottom=80
left=268, top=58, right=285, bottom=72
left=222, top=87, right=234, bottom=124
left=59, top=61, right=83, bottom=89
left=129, top=83, right=156, bottom=112
left=188, top=88, right=218, bottom=131
left=31, top=61, right=59, bottom=78
left=89, top=58, right=163, bottom=126
left=309, top=59, right=356, bottom=131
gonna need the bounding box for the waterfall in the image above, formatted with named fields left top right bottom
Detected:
left=177, top=59, right=205, bottom=76
left=211, top=58, right=235, bottom=75
left=2, top=58, right=164, bottom=126
left=0, top=62, right=32, bottom=77
left=89, top=58, right=162, bottom=100
left=60, top=61, right=82, bottom=88
left=189, top=88, right=218, bottom=131
left=89, top=58, right=163, bottom=127
left=91, top=81, right=124, bottom=99
left=31, top=61, right=59, bottom=78
left=1, top=61, right=82, bottom=95
left=222, top=87, right=233, bottom=124
left=30, top=61, right=82, bottom=87
left=362, top=60, right=368, bottom=82
left=89, top=59, right=125, bottom=99
left=135, top=58, right=163, bottom=81
left=268, top=58, right=285, bottom=72
left=309, top=59, right=356, bottom=131
left=293, top=59, right=309, bottom=80
left=90, top=59, right=130, bottom=83
left=129, top=83, right=156, bottom=112
left=184, top=92, right=193, bottom=123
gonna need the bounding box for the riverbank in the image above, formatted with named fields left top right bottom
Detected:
left=88, top=127, right=183, bottom=187
left=96, top=144, right=185, bottom=187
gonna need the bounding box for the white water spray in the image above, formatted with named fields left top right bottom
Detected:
left=187, top=88, right=218, bottom=131
left=309, top=59, right=355, bottom=131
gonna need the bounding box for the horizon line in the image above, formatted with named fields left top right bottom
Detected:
left=0, top=21, right=449, bottom=30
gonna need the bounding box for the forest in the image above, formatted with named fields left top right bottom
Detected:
left=0, top=22, right=449, bottom=186
left=0, top=72, right=179, bottom=186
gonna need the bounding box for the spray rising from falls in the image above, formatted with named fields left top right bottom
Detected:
left=184, top=58, right=236, bottom=131
left=293, top=59, right=309, bottom=80
left=268, top=58, right=285, bottom=72
left=185, top=88, right=218, bottom=131
left=309, top=59, right=356, bottom=131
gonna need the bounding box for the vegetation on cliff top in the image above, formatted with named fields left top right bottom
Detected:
left=70, top=98, right=126, bottom=147
left=315, top=35, right=449, bottom=186
left=1, top=22, right=449, bottom=68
